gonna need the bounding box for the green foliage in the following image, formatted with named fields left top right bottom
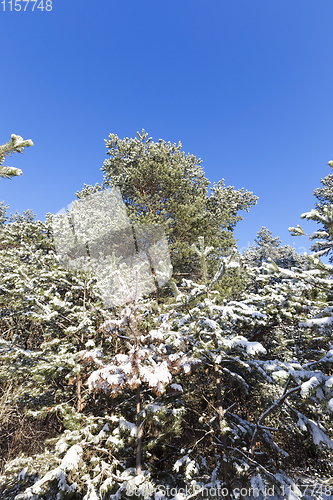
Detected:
left=313, top=160, right=333, bottom=207
left=289, top=160, right=333, bottom=261
left=77, top=130, right=257, bottom=282
left=244, top=226, right=306, bottom=269
left=0, top=134, right=33, bottom=179
left=1, top=206, right=333, bottom=499
left=2, top=149, right=333, bottom=499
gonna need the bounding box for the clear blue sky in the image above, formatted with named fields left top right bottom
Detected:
left=2, top=0, right=333, bottom=255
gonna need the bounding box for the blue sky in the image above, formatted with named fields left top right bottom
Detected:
left=1, top=0, right=333, bottom=255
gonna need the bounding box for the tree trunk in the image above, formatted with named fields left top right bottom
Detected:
left=215, top=366, right=231, bottom=497
left=77, top=372, right=82, bottom=412
left=214, top=366, right=224, bottom=431
left=135, top=385, right=143, bottom=475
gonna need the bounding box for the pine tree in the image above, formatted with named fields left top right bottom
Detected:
left=244, top=226, right=305, bottom=269
left=289, top=160, right=333, bottom=261
left=313, top=160, right=333, bottom=207
left=0, top=134, right=33, bottom=179
left=1, top=206, right=333, bottom=499
left=76, top=130, right=257, bottom=281
left=3, top=146, right=333, bottom=499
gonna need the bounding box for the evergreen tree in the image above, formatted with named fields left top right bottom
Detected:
left=289, top=160, right=333, bottom=260
left=3, top=145, right=333, bottom=499
left=0, top=134, right=33, bottom=179
left=313, top=160, right=333, bottom=207
left=1, top=205, right=333, bottom=499
left=77, top=130, right=257, bottom=281
left=244, top=226, right=305, bottom=269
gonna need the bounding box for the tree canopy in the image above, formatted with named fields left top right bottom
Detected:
left=77, top=130, right=257, bottom=281
left=244, top=226, right=306, bottom=269
left=1, top=139, right=333, bottom=500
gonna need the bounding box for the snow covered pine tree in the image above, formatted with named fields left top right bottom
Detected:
left=0, top=134, right=33, bottom=179
left=1, top=146, right=333, bottom=499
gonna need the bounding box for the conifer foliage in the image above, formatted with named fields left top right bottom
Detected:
left=1, top=143, right=333, bottom=499
left=244, top=227, right=305, bottom=269
left=289, top=160, right=333, bottom=261
left=77, top=130, right=258, bottom=280
left=0, top=134, right=34, bottom=179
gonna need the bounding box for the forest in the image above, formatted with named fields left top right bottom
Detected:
left=1, top=132, right=333, bottom=500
